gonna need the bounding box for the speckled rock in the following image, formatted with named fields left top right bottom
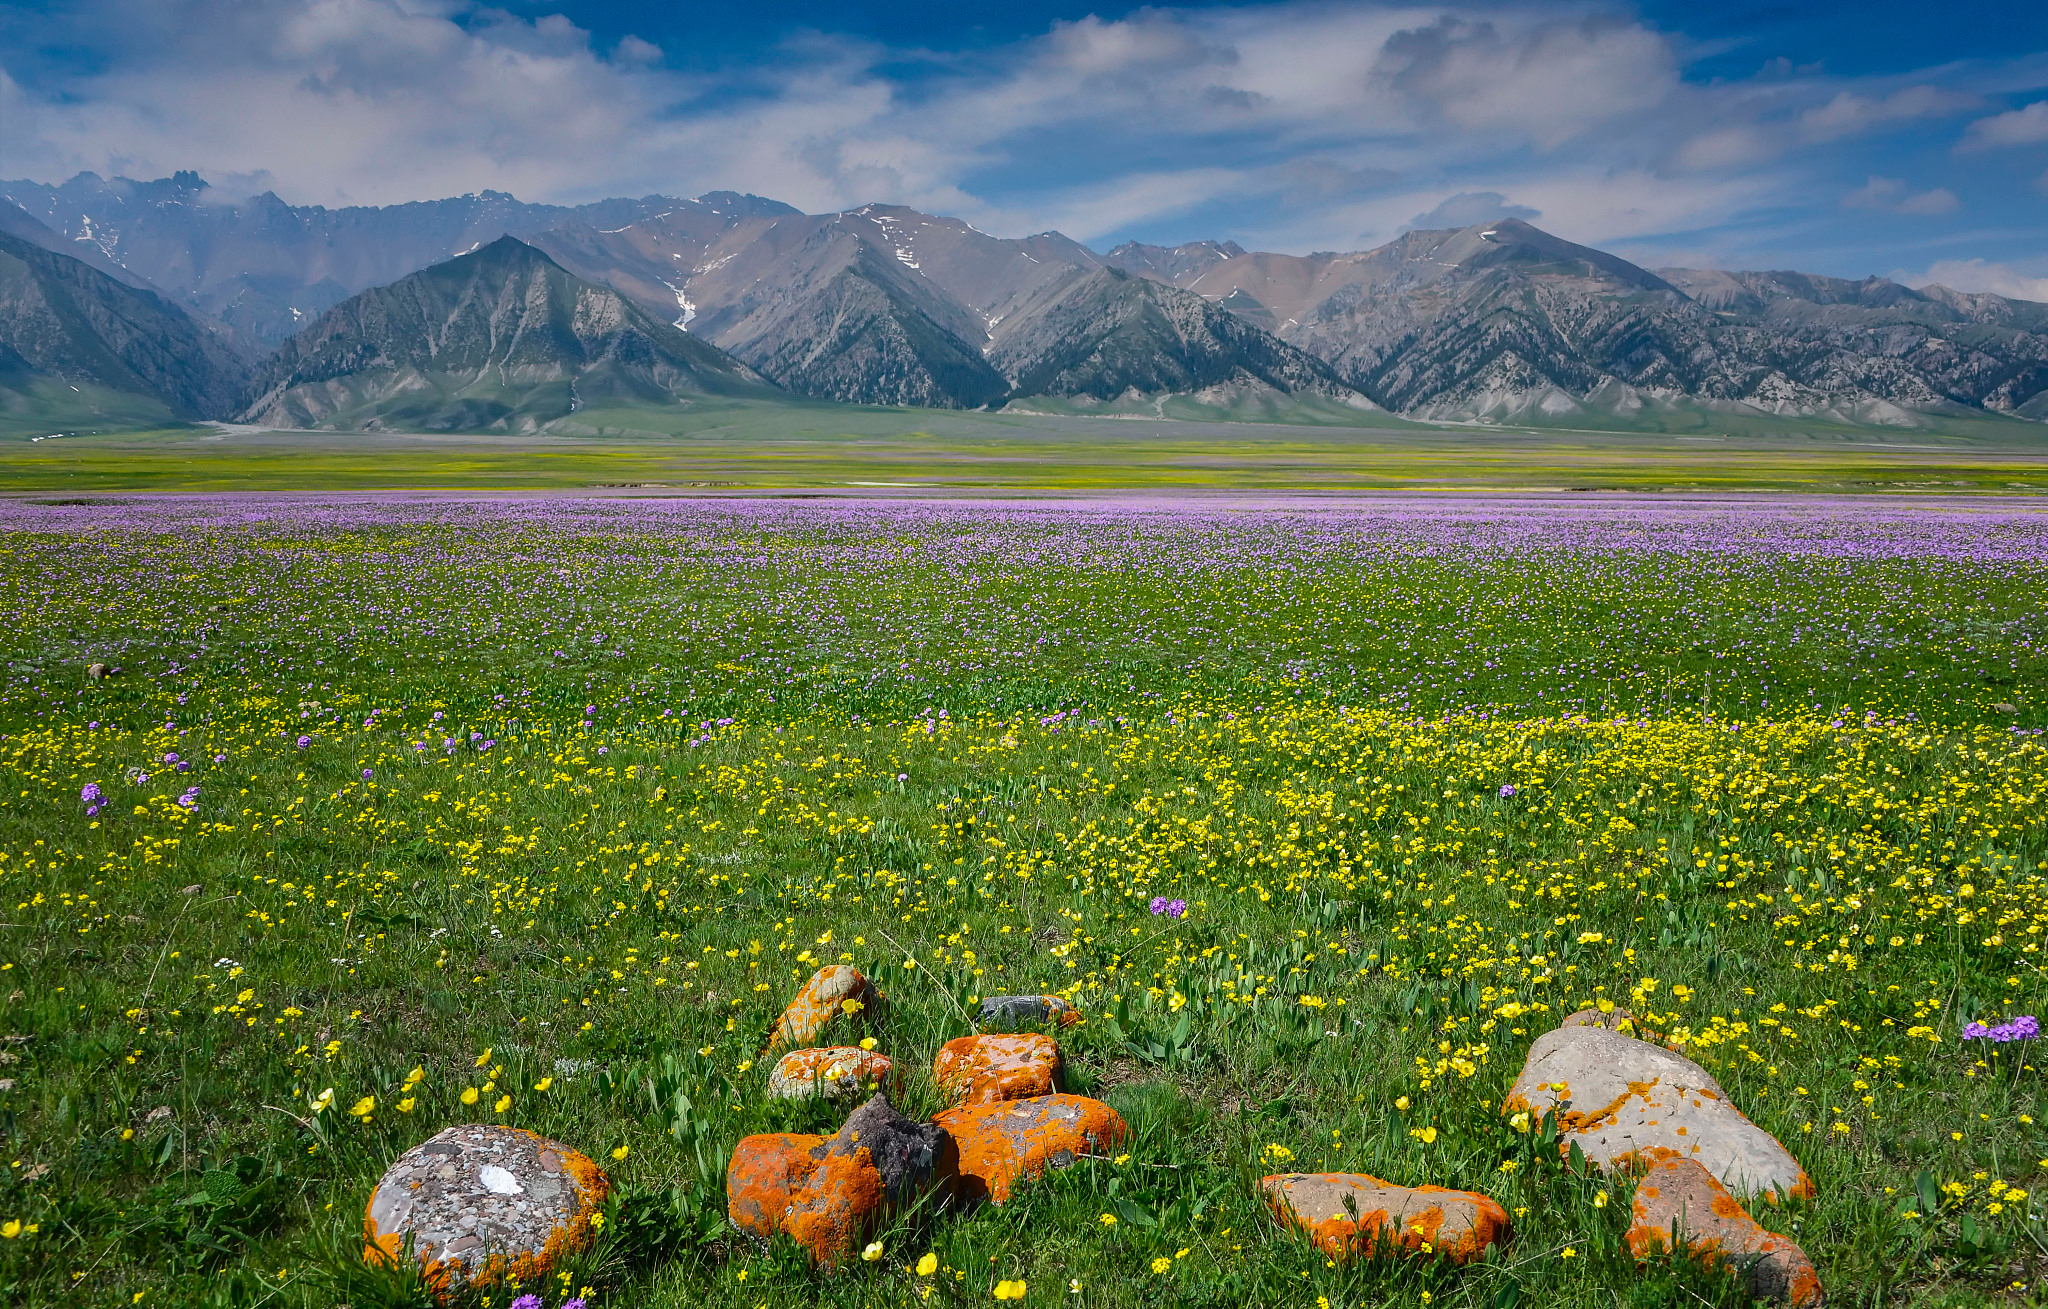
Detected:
left=932, top=1032, right=1060, bottom=1105
left=1561, top=1005, right=1639, bottom=1032
left=976, top=994, right=1081, bottom=1030
left=1505, top=1023, right=1812, bottom=1203
left=727, top=1094, right=953, bottom=1264
left=1261, top=1172, right=1510, bottom=1264
left=934, top=1093, right=1128, bottom=1205
left=767, top=1047, right=897, bottom=1100
left=766, top=965, right=884, bottom=1054
left=363, top=1125, right=609, bottom=1292
left=1627, top=1157, right=1822, bottom=1305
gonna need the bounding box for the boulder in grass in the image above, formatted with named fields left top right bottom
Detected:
left=1504, top=1023, right=1812, bottom=1203
left=1261, top=1172, right=1510, bottom=1264
left=727, top=1094, right=952, bottom=1264
left=976, top=994, right=1080, bottom=1031
left=363, top=1125, right=609, bottom=1293
left=934, top=1093, right=1128, bottom=1205
left=932, top=1032, right=1060, bottom=1105
left=767, top=1047, right=897, bottom=1100
left=1627, top=1157, right=1822, bottom=1305
left=766, top=965, right=884, bottom=1054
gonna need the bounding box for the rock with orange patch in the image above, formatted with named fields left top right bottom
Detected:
left=766, top=965, right=884, bottom=1054
left=1627, top=1157, right=1822, bottom=1305
left=977, top=995, right=1081, bottom=1030
left=932, top=1032, right=1060, bottom=1104
left=727, top=1094, right=952, bottom=1264
left=1260, top=1172, right=1509, bottom=1264
left=363, top=1125, right=608, bottom=1294
left=1505, top=1024, right=1810, bottom=1203
left=935, top=1093, right=1127, bottom=1205
left=767, top=1047, right=897, bottom=1100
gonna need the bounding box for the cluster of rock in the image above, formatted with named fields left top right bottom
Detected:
left=1261, top=1006, right=1820, bottom=1303
left=357, top=975, right=1819, bottom=1305
left=731, top=968, right=1127, bottom=1263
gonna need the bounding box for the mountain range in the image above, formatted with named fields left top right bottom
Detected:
left=3, top=169, right=2046, bottom=435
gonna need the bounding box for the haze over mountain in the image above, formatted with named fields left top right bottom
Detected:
left=3, top=171, right=2046, bottom=433
left=0, top=227, right=247, bottom=434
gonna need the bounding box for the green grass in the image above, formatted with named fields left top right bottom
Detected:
left=1, top=401, right=2047, bottom=492
left=0, top=497, right=2044, bottom=1307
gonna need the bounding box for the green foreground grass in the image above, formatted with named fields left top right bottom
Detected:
left=2, top=401, right=2048, bottom=492
left=0, top=497, right=2044, bottom=1308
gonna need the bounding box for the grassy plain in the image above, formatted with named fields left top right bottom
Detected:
left=1, top=401, right=2048, bottom=494
left=0, top=494, right=2044, bottom=1308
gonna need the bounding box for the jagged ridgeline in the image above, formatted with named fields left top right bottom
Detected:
left=6, top=170, right=2048, bottom=431
left=235, top=238, right=776, bottom=433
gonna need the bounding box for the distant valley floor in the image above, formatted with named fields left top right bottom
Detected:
left=4, top=405, right=2048, bottom=494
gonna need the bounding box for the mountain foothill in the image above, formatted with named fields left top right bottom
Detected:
left=4, top=169, right=2047, bottom=436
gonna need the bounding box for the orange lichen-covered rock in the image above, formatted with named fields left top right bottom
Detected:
left=1505, top=1022, right=1812, bottom=1203
left=1628, top=1157, right=1822, bottom=1306
left=363, top=1125, right=609, bottom=1295
left=1261, top=1173, right=1509, bottom=1265
left=726, top=1132, right=829, bottom=1245
left=727, top=1095, right=953, bottom=1264
left=766, top=965, right=884, bottom=1054
left=932, top=1032, right=1060, bottom=1104
left=935, top=1093, right=1127, bottom=1205
left=767, top=1047, right=897, bottom=1100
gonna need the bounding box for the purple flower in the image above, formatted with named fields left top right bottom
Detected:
left=213, top=754, right=225, bottom=764
left=86, top=805, right=100, bottom=818
left=1149, top=896, right=1169, bottom=915
left=443, top=737, right=459, bottom=752
left=1499, top=784, right=1518, bottom=798
left=81, top=782, right=102, bottom=805
left=164, top=752, right=179, bottom=764
left=175, top=760, right=190, bottom=772
left=362, top=769, right=374, bottom=780
left=563, top=1300, right=587, bottom=1309
left=1166, top=899, right=1187, bottom=919
left=1965, top=1021, right=1988, bottom=1040
left=509, top=1297, right=542, bottom=1309
left=1965, top=1015, right=2037, bottom=1042
left=478, top=740, right=494, bottom=752
left=296, top=735, right=311, bottom=749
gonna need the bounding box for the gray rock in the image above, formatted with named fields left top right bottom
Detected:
left=821, top=1092, right=952, bottom=1202
left=976, top=995, right=1077, bottom=1031
left=365, top=1125, right=608, bottom=1285
left=1506, top=1024, right=1811, bottom=1203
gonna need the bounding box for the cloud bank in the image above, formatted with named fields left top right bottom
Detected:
left=1, top=0, right=2044, bottom=273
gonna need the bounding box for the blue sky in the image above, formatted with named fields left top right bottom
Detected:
left=3, top=0, right=2046, bottom=296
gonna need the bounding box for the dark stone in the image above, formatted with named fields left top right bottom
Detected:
left=816, top=1092, right=953, bottom=1201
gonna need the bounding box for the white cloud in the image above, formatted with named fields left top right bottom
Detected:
left=1909, top=258, right=2048, bottom=303
left=1405, top=191, right=1538, bottom=229
left=1798, top=85, right=1974, bottom=142
left=1844, top=175, right=1960, bottom=214
left=1960, top=100, right=2048, bottom=150
left=0, top=0, right=2025, bottom=257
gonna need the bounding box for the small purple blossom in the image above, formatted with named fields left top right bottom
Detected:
left=508, top=1297, right=542, bottom=1309
left=1165, top=899, right=1187, bottom=918
left=163, top=752, right=178, bottom=764
left=1499, top=784, right=1518, bottom=798
left=1149, top=896, right=1169, bottom=915
left=81, top=782, right=102, bottom=805
left=296, top=735, right=311, bottom=749
left=563, top=1300, right=587, bottom=1309
left=362, top=768, right=374, bottom=780
left=1965, top=1015, right=2038, bottom=1042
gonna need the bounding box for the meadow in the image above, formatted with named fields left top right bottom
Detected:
left=0, top=491, right=2044, bottom=1308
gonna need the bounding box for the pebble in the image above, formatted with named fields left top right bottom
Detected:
left=363, top=1125, right=608, bottom=1291
left=976, top=995, right=1080, bottom=1030
left=1261, top=1172, right=1510, bottom=1264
